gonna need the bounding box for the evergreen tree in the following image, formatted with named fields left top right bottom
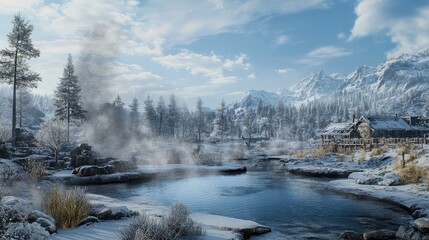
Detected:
left=156, top=96, right=166, bottom=136
left=144, top=95, right=157, bottom=136
left=167, top=93, right=179, bottom=138
left=129, top=97, right=140, bottom=134
left=0, top=13, right=41, bottom=146
left=211, top=99, right=227, bottom=140
left=54, top=54, right=83, bottom=142
left=195, top=98, right=204, bottom=144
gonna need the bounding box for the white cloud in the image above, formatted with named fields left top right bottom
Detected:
left=299, top=46, right=351, bottom=66
left=275, top=35, right=289, bottom=45
left=337, top=32, right=346, bottom=40
left=153, top=50, right=250, bottom=85
left=247, top=73, right=256, bottom=79
left=0, top=0, right=42, bottom=14
left=349, top=0, right=429, bottom=57
left=276, top=68, right=294, bottom=74
left=138, top=0, right=329, bottom=46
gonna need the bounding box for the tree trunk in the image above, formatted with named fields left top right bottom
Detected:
left=19, top=90, right=22, bottom=128
left=12, top=47, right=18, bottom=147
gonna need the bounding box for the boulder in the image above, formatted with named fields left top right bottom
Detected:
left=412, top=210, right=428, bottom=220
left=0, top=144, right=11, bottom=159
left=73, top=165, right=109, bottom=176
left=35, top=217, right=56, bottom=234
left=26, top=210, right=55, bottom=224
left=91, top=207, right=112, bottom=220
left=363, top=229, right=397, bottom=240
left=1, top=196, right=32, bottom=214
left=339, top=230, right=364, bottom=240
left=79, top=216, right=99, bottom=226
left=396, top=225, right=429, bottom=240
left=414, top=218, right=429, bottom=233
left=378, top=172, right=401, bottom=186
left=107, top=160, right=134, bottom=172
left=70, top=143, right=94, bottom=168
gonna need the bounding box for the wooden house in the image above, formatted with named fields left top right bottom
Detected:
left=356, top=116, right=429, bottom=139
left=320, top=122, right=359, bottom=141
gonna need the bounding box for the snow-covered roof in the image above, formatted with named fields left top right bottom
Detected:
left=362, top=116, right=417, bottom=130
left=321, top=122, right=355, bottom=136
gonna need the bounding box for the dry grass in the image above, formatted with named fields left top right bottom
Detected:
left=24, top=160, right=46, bottom=182
left=358, top=151, right=366, bottom=164
left=407, top=153, right=418, bottom=162
left=42, top=186, right=90, bottom=229
left=311, top=147, right=326, bottom=158
left=395, top=162, right=428, bottom=185
left=324, top=145, right=336, bottom=153
left=370, top=147, right=386, bottom=157
left=293, top=150, right=307, bottom=158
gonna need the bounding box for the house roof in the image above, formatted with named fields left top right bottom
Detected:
left=360, top=116, right=418, bottom=131
left=320, top=122, right=355, bottom=136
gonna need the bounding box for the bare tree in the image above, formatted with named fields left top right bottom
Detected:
left=35, top=119, right=67, bottom=163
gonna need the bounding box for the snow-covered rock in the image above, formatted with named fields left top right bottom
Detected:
left=414, top=218, right=429, bottom=233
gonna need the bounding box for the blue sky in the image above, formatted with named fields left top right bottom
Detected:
left=0, top=0, right=428, bottom=108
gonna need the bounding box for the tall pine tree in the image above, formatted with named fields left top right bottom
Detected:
left=0, top=13, right=40, bottom=146
left=54, top=54, right=83, bottom=142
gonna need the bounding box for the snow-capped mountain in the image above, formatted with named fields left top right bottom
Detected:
left=290, top=71, right=343, bottom=101
left=230, top=48, right=429, bottom=115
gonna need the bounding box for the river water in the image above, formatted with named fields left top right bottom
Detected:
left=87, top=168, right=411, bottom=239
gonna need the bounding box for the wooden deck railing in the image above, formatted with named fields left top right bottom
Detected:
left=321, top=136, right=428, bottom=147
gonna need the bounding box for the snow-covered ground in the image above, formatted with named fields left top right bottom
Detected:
left=50, top=194, right=270, bottom=240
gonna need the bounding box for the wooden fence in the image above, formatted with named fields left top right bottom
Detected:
left=321, top=136, right=429, bottom=148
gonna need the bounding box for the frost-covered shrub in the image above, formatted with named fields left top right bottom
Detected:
left=3, top=222, right=49, bottom=240
left=193, top=150, right=221, bottom=166
left=0, top=165, right=22, bottom=185
left=42, top=186, right=90, bottom=228
left=120, top=203, right=202, bottom=240
left=24, top=160, right=46, bottom=182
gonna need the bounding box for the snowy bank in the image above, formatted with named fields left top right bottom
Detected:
left=44, top=164, right=247, bottom=185
left=50, top=194, right=271, bottom=240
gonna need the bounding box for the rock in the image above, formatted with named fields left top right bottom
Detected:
left=414, top=218, right=429, bottom=233
left=79, top=216, right=99, bottom=226
left=0, top=144, right=11, bottom=159
left=412, top=210, right=428, bottom=220
left=363, top=229, right=397, bottom=240
left=91, top=207, right=112, bottom=220
left=106, top=160, right=134, bottom=172
left=27, top=210, right=55, bottom=224
left=70, top=143, right=94, bottom=168
left=237, top=226, right=271, bottom=238
left=35, top=217, right=57, bottom=234
left=356, top=176, right=384, bottom=185
left=1, top=196, right=32, bottom=213
left=73, top=165, right=109, bottom=176
left=339, top=230, right=364, bottom=240
left=15, top=128, right=36, bottom=143
left=378, top=172, right=401, bottom=186
left=396, top=225, right=429, bottom=240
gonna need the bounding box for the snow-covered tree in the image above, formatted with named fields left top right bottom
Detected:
left=156, top=96, right=166, bottom=136
left=35, top=119, right=67, bottom=163
left=0, top=14, right=41, bottom=146
left=211, top=99, right=227, bottom=140
left=243, top=107, right=256, bottom=145
left=167, top=93, right=179, bottom=138
left=128, top=97, right=140, bottom=133
left=54, top=54, right=83, bottom=142
left=195, top=98, right=204, bottom=143
left=144, top=95, right=157, bottom=136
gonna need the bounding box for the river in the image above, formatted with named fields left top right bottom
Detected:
left=86, top=167, right=410, bottom=239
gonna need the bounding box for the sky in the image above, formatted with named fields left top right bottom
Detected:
left=0, top=0, right=428, bottom=108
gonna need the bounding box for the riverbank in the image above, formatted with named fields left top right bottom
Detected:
left=50, top=193, right=271, bottom=240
